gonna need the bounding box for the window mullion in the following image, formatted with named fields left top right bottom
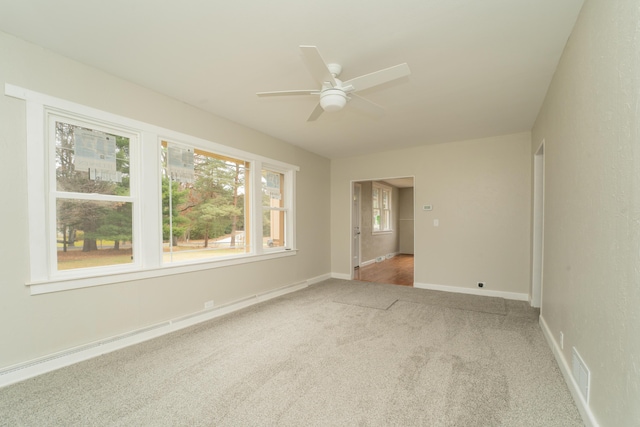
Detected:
left=140, top=132, right=162, bottom=268
left=252, top=160, right=263, bottom=255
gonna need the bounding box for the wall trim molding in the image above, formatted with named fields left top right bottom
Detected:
left=307, top=273, right=332, bottom=285
left=0, top=278, right=315, bottom=388
left=413, top=282, right=528, bottom=301
left=539, top=315, right=600, bottom=427
left=331, top=272, right=352, bottom=280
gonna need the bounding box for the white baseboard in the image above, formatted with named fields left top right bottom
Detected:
left=358, top=253, right=398, bottom=268
left=307, top=273, right=332, bottom=285
left=539, top=315, right=599, bottom=427
left=413, top=282, right=528, bottom=301
left=0, top=279, right=310, bottom=388
left=360, top=259, right=376, bottom=267
left=331, top=272, right=352, bottom=280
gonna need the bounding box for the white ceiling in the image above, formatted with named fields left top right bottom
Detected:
left=0, top=0, right=583, bottom=159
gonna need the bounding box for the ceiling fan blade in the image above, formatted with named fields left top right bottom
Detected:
left=348, top=94, right=385, bottom=118
left=300, top=45, right=337, bottom=87
left=257, top=89, right=317, bottom=97
left=343, top=63, right=411, bottom=92
left=307, top=103, right=324, bottom=122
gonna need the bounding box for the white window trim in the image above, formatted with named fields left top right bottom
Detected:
left=259, top=165, right=295, bottom=251
left=372, top=182, right=393, bottom=234
left=6, top=84, right=299, bottom=295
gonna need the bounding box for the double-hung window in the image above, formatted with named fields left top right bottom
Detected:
left=48, top=112, right=140, bottom=275
left=10, top=85, right=298, bottom=294
left=372, top=183, right=392, bottom=233
left=262, top=168, right=288, bottom=249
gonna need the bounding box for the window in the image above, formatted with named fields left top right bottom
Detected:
left=161, top=141, right=250, bottom=263
left=10, top=85, right=298, bottom=294
left=372, top=183, right=392, bottom=233
left=262, top=169, right=287, bottom=249
left=51, top=115, right=138, bottom=272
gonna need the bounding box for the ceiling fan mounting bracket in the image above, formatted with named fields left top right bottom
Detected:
left=327, top=63, right=342, bottom=77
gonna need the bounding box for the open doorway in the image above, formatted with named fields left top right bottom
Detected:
left=351, top=177, right=414, bottom=286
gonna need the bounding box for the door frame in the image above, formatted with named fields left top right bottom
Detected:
left=531, top=140, right=545, bottom=308
left=350, top=177, right=415, bottom=281
left=352, top=183, right=362, bottom=271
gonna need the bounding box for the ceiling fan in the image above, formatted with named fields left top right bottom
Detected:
left=257, top=45, right=411, bottom=121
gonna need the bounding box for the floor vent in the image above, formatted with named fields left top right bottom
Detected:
left=572, top=347, right=590, bottom=403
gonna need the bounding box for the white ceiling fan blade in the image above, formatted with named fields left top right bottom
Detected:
left=257, top=89, right=317, bottom=97
left=300, top=45, right=337, bottom=87
left=307, top=103, right=324, bottom=122
left=343, top=63, right=410, bottom=92
left=348, top=94, right=385, bottom=118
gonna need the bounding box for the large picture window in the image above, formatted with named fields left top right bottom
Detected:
left=11, top=85, right=298, bottom=294
left=161, top=141, right=250, bottom=263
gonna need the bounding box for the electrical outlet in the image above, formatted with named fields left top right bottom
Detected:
left=204, top=300, right=214, bottom=310
left=560, top=331, right=564, bottom=349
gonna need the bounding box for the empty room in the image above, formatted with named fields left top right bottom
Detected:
left=0, top=0, right=638, bottom=426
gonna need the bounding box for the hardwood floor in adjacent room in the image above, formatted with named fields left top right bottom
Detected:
left=353, top=254, right=414, bottom=286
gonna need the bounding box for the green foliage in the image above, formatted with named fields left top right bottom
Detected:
left=163, top=150, right=246, bottom=248
left=55, top=122, right=133, bottom=251
left=162, top=177, right=190, bottom=241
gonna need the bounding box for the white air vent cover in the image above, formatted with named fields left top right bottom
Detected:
left=572, top=347, right=590, bottom=403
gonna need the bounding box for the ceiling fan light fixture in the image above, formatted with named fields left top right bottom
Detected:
left=320, top=89, right=347, bottom=112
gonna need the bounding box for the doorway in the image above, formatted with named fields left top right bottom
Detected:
left=351, top=177, right=414, bottom=286
left=531, top=142, right=545, bottom=307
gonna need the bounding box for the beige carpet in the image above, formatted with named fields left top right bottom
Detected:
left=0, top=279, right=583, bottom=426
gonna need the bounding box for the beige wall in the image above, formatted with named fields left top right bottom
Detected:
left=0, top=32, right=331, bottom=369
left=355, top=181, right=400, bottom=263
left=332, top=132, right=532, bottom=294
left=531, top=0, right=640, bottom=424
left=398, top=188, right=414, bottom=255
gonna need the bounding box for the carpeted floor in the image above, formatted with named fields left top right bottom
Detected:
left=0, top=279, right=583, bottom=426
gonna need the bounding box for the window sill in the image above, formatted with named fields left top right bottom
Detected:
left=26, top=249, right=298, bottom=295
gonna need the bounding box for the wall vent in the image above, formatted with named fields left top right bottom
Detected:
left=572, top=347, right=590, bottom=403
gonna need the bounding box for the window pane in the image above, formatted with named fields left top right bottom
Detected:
left=373, top=208, right=381, bottom=231
left=56, top=199, right=133, bottom=270
left=382, top=190, right=389, bottom=209
left=263, top=209, right=285, bottom=248
left=161, top=142, right=249, bottom=262
left=55, top=121, right=130, bottom=196
left=262, top=169, right=285, bottom=248
left=372, top=187, right=379, bottom=209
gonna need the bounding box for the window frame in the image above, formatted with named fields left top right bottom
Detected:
left=260, top=166, right=295, bottom=252
left=48, top=112, right=141, bottom=277
left=160, top=139, right=254, bottom=264
left=8, top=84, right=299, bottom=295
left=372, top=182, right=393, bottom=234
